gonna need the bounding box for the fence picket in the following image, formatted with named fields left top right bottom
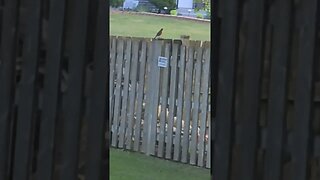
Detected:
left=57, top=0, right=90, bottom=178
left=190, top=47, right=203, bottom=165
left=0, top=0, right=19, bottom=178
left=142, top=42, right=153, bottom=153
left=212, top=0, right=239, bottom=178
left=157, top=42, right=171, bottom=158
left=125, top=40, right=139, bottom=149
left=12, top=0, right=42, bottom=179
left=118, top=39, right=132, bottom=148
left=198, top=47, right=210, bottom=167
left=238, top=0, right=265, bottom=179
left=85, top=1, right=108, bottom=179
left=292, top=1, right=318, bottom=180
left=111, top=39, right=124, bottom=147
left=181, top=47, right=195, bottom=163
left=110, top=37, right=117, bottom=127
left=206, top=113, right=211, bottom=168
left=173, top=45, right=186, bottom=161
left=36, top=0, right=66, bottom=179
left=133, top=41, right=147, bottom=151
left=166, top=43, right=179, bottom=159
left=264, top=1, right=291, bottom=179
left=146, top=40, right=162, bottom=155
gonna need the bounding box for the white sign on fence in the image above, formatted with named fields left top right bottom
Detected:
left=158, top=56, right=168, bottom=67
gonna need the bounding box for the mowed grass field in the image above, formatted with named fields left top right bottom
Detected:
left=110, top=12, right=210, bottom=41
left=110, top=148, right=210, bottom=180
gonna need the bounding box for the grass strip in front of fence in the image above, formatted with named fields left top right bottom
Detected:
left=110, top=148, right=210, bottom=180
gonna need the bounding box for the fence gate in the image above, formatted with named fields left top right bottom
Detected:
left=110, top=37, right=211, bottom=168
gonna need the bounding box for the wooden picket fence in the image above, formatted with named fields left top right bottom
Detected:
left=109, top=36, right=211, bottom=168
left=0, top=1, right=107, bottom=180
left=213, top=0, right=320, bottom=179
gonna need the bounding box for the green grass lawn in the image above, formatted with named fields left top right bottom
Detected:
left=110, top=148, right=210, bottom=180
left=110, top=12, right=210, bottom=41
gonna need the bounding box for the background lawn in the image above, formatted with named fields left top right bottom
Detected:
left=110, top=12, right=210, bottom=41
left=110, top=148, right=210, bottom=180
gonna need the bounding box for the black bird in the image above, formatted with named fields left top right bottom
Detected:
left=154, top=28, right=163, bottom=39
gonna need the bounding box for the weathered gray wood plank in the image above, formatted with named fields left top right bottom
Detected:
left=119, top=39, right=132, bottom=148
left=110, top=38, right=117, bottom=128
left=190, top=47, right=203, bottom=165
left=197, top=47, right=210, bottom=167
left=142, top=41, right=153, bottom=153
left=158, top=42, right=171, bottom=158
left=173, top=45, right=186, bottom=161
left=125, top=39, right=139, bottom=149
left=111, top=39, right=124, bottom=147
left=181, top=47, right=195, bottom=163
left=133, top=41, right=147, bottom=151
left=146, top=40, right=162, bottom=155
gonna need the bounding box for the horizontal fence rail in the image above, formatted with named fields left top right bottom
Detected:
left=109, top=36, right=211, bottom=168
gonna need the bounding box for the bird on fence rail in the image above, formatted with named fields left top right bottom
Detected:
left=153, top=28, right=163, bottom=39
